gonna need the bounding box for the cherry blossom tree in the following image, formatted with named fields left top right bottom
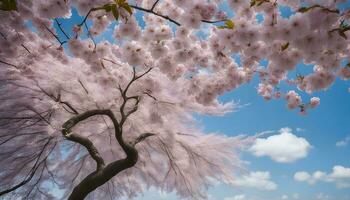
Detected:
left=0, top=0, right=349, bottom=199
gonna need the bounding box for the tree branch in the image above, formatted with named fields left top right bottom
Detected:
left=0, top=59, right=19, bottom=69
left=43, top=24, right=67, bottom=46
left=131, top=132, right=156, bottom=146
left=36, top=85, right=79, bottom=115
left=65, top=109, right=140, bottom=200
left=0, top=138, right=53, bottom=196
left=150, top=0, right=160, bottom=11
left=129, top=4, right=181, bottom=26
left=54, top=19, right=70, bottom=40
left=118, top=67, right=152, bottom=127
left=61, top=110, right=120, bottom=171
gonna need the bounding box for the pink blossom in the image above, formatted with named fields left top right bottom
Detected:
left=310, top=97, right=320, bottom=108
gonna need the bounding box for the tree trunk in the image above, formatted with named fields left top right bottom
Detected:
left=68, top=148, right=138, bottom=200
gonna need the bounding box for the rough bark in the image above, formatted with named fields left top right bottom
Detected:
left=67, top=146, right=138, bottom=200
left=62, top=109, right=154, bottom=200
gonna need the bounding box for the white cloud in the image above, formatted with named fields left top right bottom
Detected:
left=231, top=171, right=277, bottom=190
left=249, top=128, right=312, bottom=163
left=329, top=165, right=350, bottom=179
left=224, top=194, right=246, bottom=200
left=336, top=136, right=350, bottom=147
left=281, top=195, right=288, bottom=199
left=294, top=165, right=350, bottom=188
left=316, top=193, right=330, bottom=200
left=294, top=171, right=311, bottom=182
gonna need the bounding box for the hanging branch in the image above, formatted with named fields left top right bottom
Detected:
left=0, top=138, right=54, bottom=196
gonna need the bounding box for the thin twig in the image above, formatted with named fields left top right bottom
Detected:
left=55, top=19, right=70, bottom=40
left=77, top=79, right=89, bottom=95
left=0, top=60, right=19, bottom=69
left=44, top=25, right=67, bottom=46
left=129, top=4, right=181, bottom=26
left=201, top=19, right=228, bottom=24
left=150, top=0, right=160, bottom=11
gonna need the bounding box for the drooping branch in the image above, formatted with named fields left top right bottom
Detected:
left=0, top=138, right=54, bottom=196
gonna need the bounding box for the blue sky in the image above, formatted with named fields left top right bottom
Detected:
left=50, top=2, right=350, bottom=200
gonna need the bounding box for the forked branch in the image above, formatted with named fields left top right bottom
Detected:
left=118, top=67, right=153, bottom=127
left=62, top=110, right=120, bottom=171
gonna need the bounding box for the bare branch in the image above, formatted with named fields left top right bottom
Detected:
left=62, top=110, right=120, bottom=171
left=201, top=19, right=228, bottom=24
left=78, top=79, right=89, bottom=94
left=150, top=0, right=160, bottom=11
left=43, top=24, right=67, bottom=46
left=0, top=59, right=19, bottom=69
left=131, top=132, right=156, bottom=146
left=118, top=67, right=153, bottom=127
left=129, top=4, right=181, bottom=26
left=36, top=85, right=79, bottom=115
left=0, top=138, right=53, bottom=196
left=55, top=19, right=70, bottom=40
left=21, top=44, right=31, bottom=54
left=78, top=8, right=98, bottom=27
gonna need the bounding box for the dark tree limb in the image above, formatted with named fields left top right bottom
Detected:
left=54, top=19, right=70, bottom=40
left=118, top=67, right=152, bottom=127
left=150, top=0, right=160, bottom=11
left=63, top=109, right=141, bottom=200
left=43, top=24, right=67, bottom=46
left=61, top=110, right=116, bottom=171
left=129, top=4, right=181, bottom=26
left=131, top=132, right=156, bottom=146
left=64, top=66, right=155, bottom=199
left=36, top=85, right=79, bottom=115
left=0, top=59, right=19, bottom=69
